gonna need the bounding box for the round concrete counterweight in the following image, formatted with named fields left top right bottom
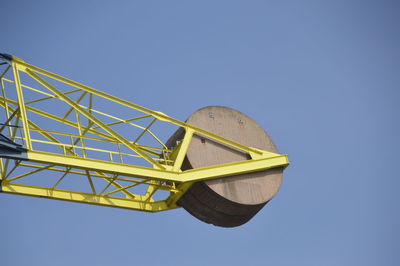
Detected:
left=167, top=106, right=284, bottom=227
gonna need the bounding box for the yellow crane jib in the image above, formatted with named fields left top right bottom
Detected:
left=0, top=53, right=289, bottom=227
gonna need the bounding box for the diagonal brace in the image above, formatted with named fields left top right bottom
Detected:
left=25, top=69, right=165, bottom=169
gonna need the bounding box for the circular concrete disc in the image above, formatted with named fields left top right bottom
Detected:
left=168, top=106, right=284, bottom=227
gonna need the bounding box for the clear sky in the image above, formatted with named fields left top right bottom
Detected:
left=1, top=1, right=399, bottom=265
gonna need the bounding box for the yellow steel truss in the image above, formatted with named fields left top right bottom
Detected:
left=0, top=54, right=289, bottom=212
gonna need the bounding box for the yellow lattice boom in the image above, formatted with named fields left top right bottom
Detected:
left=0, top=53, right=289, bottom=212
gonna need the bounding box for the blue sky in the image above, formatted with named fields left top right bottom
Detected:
left=1, top=1, right=399, bottom=265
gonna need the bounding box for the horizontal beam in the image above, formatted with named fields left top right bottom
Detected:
left=25, top=150, right=177, bottom=181
left=0, top=148, right=290, bottom=184
left=179, top=155, right=289, bottom=182
left=1, top=183, right=178, bottom=212
left=20, top=150, right=288, bottom=183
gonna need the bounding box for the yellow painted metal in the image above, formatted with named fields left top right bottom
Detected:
left=12, top=63, right=32, bottom=149
left=1, top=183, right=174, bottom=211
left=172, top=128, right=194, bottom=171
left=0, top=54, right=289, bottom=212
